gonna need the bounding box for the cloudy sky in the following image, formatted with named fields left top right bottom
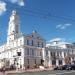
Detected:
left=0, top=0, right=75, bottom=44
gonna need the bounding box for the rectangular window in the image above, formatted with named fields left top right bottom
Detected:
left=59, top=52, right=62, bottom=56
left=27, top=59, right=29, bottom=64
left=64, top=52, right=65, bottom=56
left=38, top=42, right=40, bottom=47
left=52, top=60, right=56, bottom=65
left=51, top=52, right=55, bottom=56
left=42, top=42, right=43, bottom=48
left=46, top=50, right=48, bottom=56
left=51, top=52, right=52, bottom=56
left=27, top=40, right=29, bottom=45
left=59, top=60, right=62, bottom=65
left=17, top=52, right=21, bottom=56
left=20, top=40, right=22, bottom=45
left=57, top=52, right=59, bottom=56
left=32, top=40, right=33, bottom=46
left=27, top=48, right=29, bottom=55
left=53, top=52, right=55, bottom=56
left=72, top=50, right=73, bottom=54
left=40, top=51, right=42, bottom=56
left=32, top=49, right=34, bottom=55
left=35, top=59, right=36, bottom=64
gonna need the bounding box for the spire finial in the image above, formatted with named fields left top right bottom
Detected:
left=12, top=10, right=17, bottom=15
left=32, top=30, right=37, bottom=33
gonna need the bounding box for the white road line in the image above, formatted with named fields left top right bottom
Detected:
left=48, top=71, right=75, bottom=75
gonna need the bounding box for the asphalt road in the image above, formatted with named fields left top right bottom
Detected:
left=6, top=70, right=75, bottom=75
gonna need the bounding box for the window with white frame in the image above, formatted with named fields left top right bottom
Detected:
left=32, top=49, right=34, bottom=56
left=27, top=48, right=29, bottom=55
left=37, top=42, right=40, bottom=47
left=20, top=40, right=22, bottom=45
left=27, top=40, right=29, bottom=45
left=42, top=42, right=44, bottom=48
left=32, top=40, right=34, bottom=46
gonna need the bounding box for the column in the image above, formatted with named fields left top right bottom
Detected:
left=48, top=59, right=52, bottom=67
left=62, top=59, right=65, bottom=65
left=56, top=59, right=59, bottom=66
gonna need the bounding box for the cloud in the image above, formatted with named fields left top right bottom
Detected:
left=56, top=24, right=62, bottom=28
left=60, top=26, right=66, bottom=29
left=0, top=1, right=6, bottom=16
left=18, top=0, right=24, bottom=6
left=10, top=0, right=17, bottom=3
left=64, top=23, right=72, bottom=26
left=10, top=0, right=25, bottom=6
left=49, top=38, right=65, bottom=42
left=56, top=23, right=72, bottom=30
left=46, top=37, right=70, bottom=47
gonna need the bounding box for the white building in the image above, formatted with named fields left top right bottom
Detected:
left=0, top=10, right=46, bottom=69
left=0, top=10, right=75, bottom=69
left=44, top=40, right=75, bottom=68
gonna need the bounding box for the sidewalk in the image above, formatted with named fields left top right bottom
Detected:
left=5, top=68, right=53, bottom=74
left=0, top=72, right=6, bottom=75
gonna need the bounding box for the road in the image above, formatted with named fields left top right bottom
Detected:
left=0, top=72, right=6, bottom=75
left=1, top=70, right=75, bottom=75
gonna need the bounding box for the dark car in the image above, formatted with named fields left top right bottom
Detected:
left=67, top=64, right=75, bottom=70
left=61, top=65, right=71, bottom=70
left=54, top=64, right=71, bottom=70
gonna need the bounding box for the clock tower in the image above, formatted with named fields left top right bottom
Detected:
left=7, top=10, right=20, bottom=44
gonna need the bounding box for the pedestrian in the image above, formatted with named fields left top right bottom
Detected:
left=3, top=67, right=6, bottom=74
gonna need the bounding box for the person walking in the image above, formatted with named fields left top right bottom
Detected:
left=2, top=66, right=6, bottom=75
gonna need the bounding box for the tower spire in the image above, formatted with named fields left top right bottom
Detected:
left=12, top=10, right=17, bottom=15
left=7, top=10, right=20, bottom=43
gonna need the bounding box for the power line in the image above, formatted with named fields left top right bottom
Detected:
left=3, top=0, right=75, bottom=22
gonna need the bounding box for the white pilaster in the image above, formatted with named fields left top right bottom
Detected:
left=56, top=59, right=59, bottom=66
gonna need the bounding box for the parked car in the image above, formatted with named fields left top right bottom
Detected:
left=60, top=64, right=71, bottom=70
left=67, top=64, right=75, bottom=70
left=54, top=64, right=71, bottom=70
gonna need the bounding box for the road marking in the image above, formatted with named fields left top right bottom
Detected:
left=48, top=71, right=75, bottom=75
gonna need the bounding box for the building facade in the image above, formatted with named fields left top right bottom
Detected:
left=0, top=10, right=46, bottom=69
left=44, top=40, right=75, bottom=68
left=0, top=10, right=75, bottom=69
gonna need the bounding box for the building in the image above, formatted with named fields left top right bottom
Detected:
left=0, top=10, right=75, bottom=69
left=44, top=40, right=75, bottom=68
left=0, top=10, right=46, bottom=69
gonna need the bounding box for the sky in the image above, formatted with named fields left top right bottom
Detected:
left=0, top=0, right=75, bottom=44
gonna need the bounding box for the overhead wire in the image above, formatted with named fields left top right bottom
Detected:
left=2, top=0, right=75, bottom=22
